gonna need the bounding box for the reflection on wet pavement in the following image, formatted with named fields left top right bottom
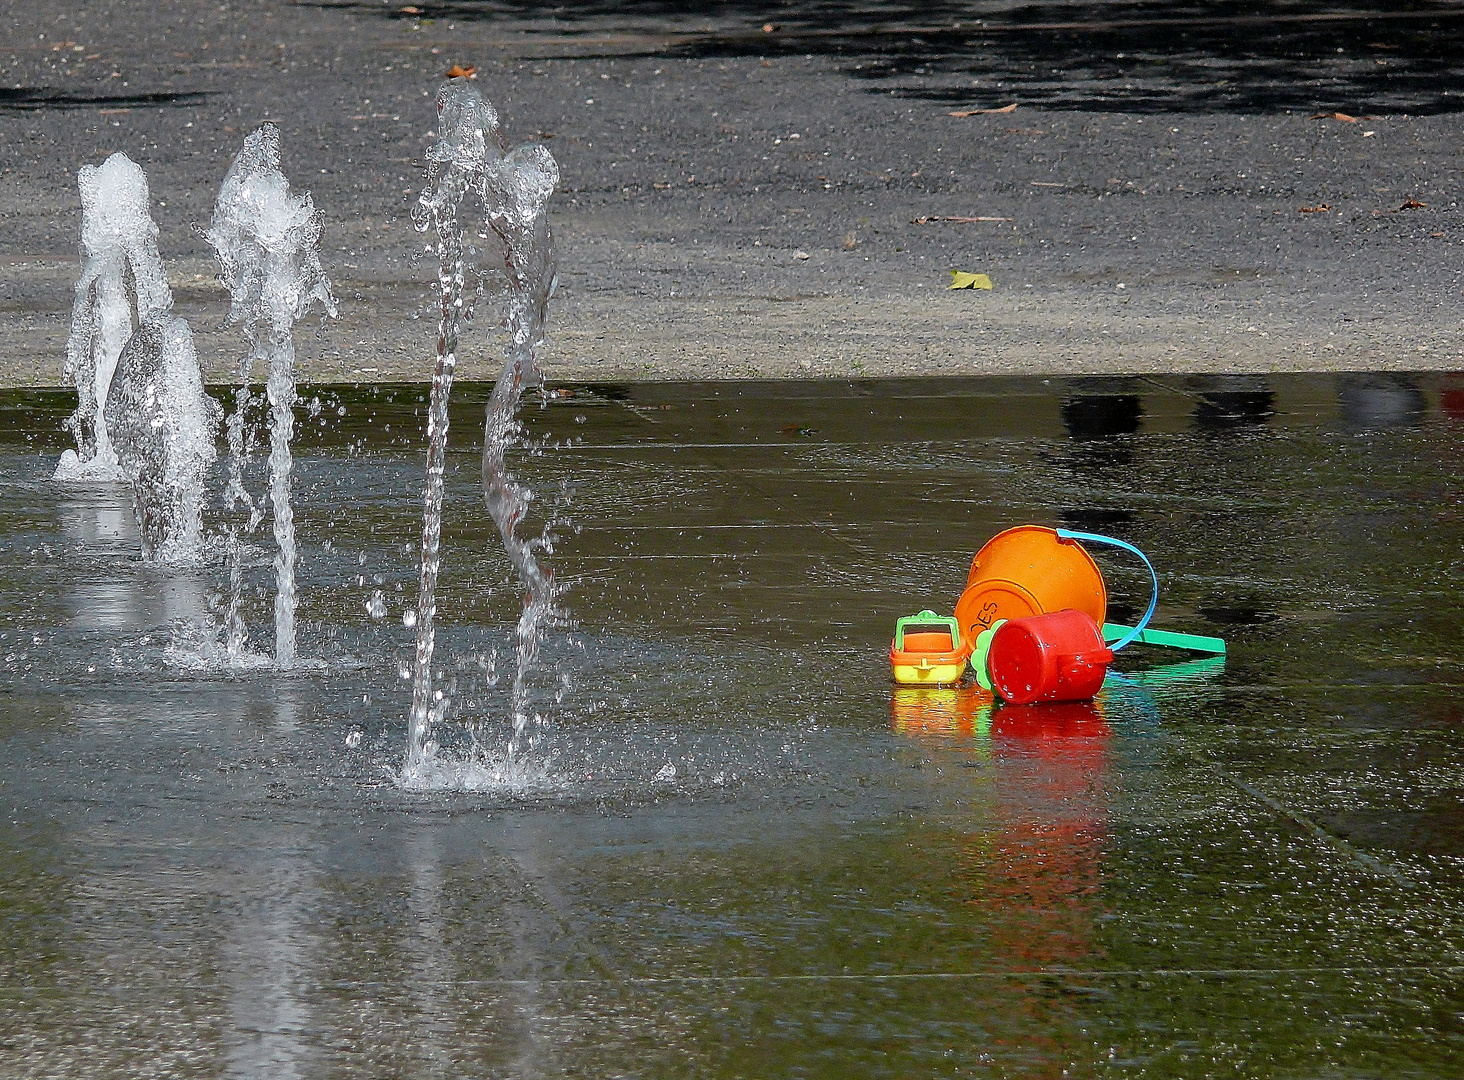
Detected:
left=0, top=373, right=1461, bottom=1075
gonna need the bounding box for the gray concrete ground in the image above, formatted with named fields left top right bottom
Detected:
left=2, top=0, right=1462, bottom=386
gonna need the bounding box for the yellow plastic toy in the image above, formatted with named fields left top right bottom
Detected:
left=889, top=610, right=972, bottom=685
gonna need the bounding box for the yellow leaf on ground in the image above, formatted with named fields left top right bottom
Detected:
left=949, top=271, right=993, bottom=290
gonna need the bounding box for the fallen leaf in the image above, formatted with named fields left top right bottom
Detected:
left=950, top=271, right=994, bottom=290
left=1299, top=204, right=1331, bottom=213
left=1310, top=111, right=1357, bottom=122
left=948, top=103, right=1018, bottom=117
left=1399, top=197, right=1427, bottom=210
left=446, top=63, right=476, bottom=79
left=914, top=215, right=1013, bottom=224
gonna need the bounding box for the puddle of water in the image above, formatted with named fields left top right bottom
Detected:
left=1, top=373, right=1462, bottom=1076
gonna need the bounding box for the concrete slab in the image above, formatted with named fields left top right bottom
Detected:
left=2, top=0, right=1462, bottom=385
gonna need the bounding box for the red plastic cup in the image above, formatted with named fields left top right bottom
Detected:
left=987, top=609, right=1113, bottom=706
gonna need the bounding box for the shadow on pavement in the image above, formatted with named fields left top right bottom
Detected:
left=305, top=0, right=1464, bottom=114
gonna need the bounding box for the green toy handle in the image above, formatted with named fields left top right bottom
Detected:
left=1102, top=623, right=1227, bottom=655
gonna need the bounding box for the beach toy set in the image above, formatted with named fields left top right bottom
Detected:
left=889, top=525, right=1224, bottom=705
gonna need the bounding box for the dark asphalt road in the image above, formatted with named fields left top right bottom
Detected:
left=2, top=0, right=1462, bottom=383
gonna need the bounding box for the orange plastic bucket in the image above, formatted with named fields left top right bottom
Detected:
left=953, top=525, right=1107, bottom=647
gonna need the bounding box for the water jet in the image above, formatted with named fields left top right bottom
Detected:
left=205, top=122, right=337, bottom=668
left=403, top=79, right=563, bottom=789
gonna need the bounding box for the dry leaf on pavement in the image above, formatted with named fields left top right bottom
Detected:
left=949, top=271, right=994, bottom=290
left=913, top=215, right=1013, bottom=224
left=949, top=103, right=1018, bottom=117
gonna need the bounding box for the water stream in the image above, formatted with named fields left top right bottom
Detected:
left=404, top=79, right=561, bottom=789
left=104, top=314, right=222, bottom=563
left=205, top=122, right=337, bottom=669
left=54, top=152, right=174, bottom=484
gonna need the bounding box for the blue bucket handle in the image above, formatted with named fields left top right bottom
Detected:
left=1055, top=529, right=1157, bottom=652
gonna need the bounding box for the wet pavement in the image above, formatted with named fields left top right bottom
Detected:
left=3, top=1, right=1464, bottom=382
left=1, top=373, right=1462, bottom=1075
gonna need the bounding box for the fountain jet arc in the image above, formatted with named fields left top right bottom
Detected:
left=205, top=122, right=337, bottom=669
left=55, top=152, right=174, bottom=482
left=404, top=79, right=562, bottom=786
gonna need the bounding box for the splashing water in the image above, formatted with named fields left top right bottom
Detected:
left=404, top=79, right=563, bottom=789
left=55, top=152, right=174, bottom=482
left=480, top=139, right=562, bottom=747
left=105, top=315, right=223, bottom=562
left=204, top=122, right=337, bottom=669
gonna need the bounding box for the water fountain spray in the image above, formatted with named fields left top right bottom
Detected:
left=478, top=130, right=562, bottom=750
left=105, top=315, right=223, bottom=562
left=404, top=79, right=561, bottom=785
left=55, top=152, right=174, bottom=482
left=205, top=122, right=337, bottom=668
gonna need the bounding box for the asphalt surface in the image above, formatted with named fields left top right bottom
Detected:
left=2, top=0, right=1463, bottom=385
